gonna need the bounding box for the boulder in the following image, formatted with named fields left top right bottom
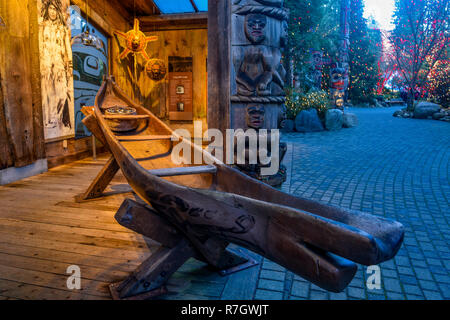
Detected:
left=282, top=119, right=295, bottom=132
left=295, top=109, right=324, bottom=133
left=343, top=113, right=358, bottom=128
left=393, top=110, right=403, bottom=117
left=325, top=109, right=343, bottom=131
left=402, top=112, right=412, bottom=118
left=432, top=112, right=445, bottom=120
left=413, top=101, right=442, bottom=119
left=375, top=101, right=384, bottom=108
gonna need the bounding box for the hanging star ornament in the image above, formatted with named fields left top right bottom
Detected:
left=115, top=18, right=158, bottom=61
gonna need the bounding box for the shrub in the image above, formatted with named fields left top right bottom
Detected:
left=286, top=88, right=329, bottom=120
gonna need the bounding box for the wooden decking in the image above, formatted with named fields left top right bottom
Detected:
left=0, top=155, right=156, bottom=300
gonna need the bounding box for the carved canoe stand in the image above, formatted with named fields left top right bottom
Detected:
left=109, top=198, right=258, bottom=300
left=75, top=109, right=122, bottom=202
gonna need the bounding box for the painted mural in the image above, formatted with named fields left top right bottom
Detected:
left=38, top=0, right=75, bottom=140
left=70, top=6, right=108, bottom=138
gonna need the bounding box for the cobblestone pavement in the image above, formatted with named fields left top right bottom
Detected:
left=165, top=107, right=449, bottom=300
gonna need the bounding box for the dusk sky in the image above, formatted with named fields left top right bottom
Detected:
left=364, top=0, right=396, bottom=30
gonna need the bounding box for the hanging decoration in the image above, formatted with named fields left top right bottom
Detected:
left=145, top=59, right=167, bottom=81
left=71, top=0, right=102, bottom=49
left=115, top=19, right=158, bottom=61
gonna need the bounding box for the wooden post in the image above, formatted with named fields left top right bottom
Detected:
left=207, top=0, right=231, bottom=134
left=91, top=135, right=97, bottom=160
left=208, top=0, right=288, bottom=186
left=0, top=0, right=46, bottom=168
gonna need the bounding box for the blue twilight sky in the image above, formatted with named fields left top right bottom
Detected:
left=364, top=0, right=396, bottom=30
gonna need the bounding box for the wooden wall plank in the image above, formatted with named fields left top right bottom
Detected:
left=116, top=28, right=208, bottom=120
left=28, top=0, right=46, bottom=161
left=0, top=67, right=14, bottom=169
left=0, top=0, right=36, bottom=168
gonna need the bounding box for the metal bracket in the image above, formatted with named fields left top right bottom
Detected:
left=109, top=282, right=168, bottom=300
left=218, top=249, right=259, bottom=277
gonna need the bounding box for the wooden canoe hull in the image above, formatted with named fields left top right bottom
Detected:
left=92, top=77, right=404, bottom=292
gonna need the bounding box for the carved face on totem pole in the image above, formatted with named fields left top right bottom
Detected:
left=330, top=68, right=346, bottom=91
left=245, top=14, right=267, bottom=44
left=330, top=68, right=346, bottom=108
left=246, top=104, right=265, bottom=129
left=311, top=51, right=323, bottom=70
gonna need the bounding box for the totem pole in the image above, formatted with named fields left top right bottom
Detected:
left=307, top=50, right=324, bottom=91
left=208, top=0, right=288, bottom=187
left=232, top=104, right=287, bottom=186
left=330, top=0, right=350, bottom=109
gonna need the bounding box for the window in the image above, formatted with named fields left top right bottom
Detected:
left=153, top=0, right=208, bottom=14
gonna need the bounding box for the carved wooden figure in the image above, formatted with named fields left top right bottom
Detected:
left=330, top=67, right=346, bottom=109
left=86, top=77, right=404, bottom=299
left=306, top=50, right=324, bottom=90
left=233, top=104, right=287, bottom=186
left=228, top=0, right=288, bottom=187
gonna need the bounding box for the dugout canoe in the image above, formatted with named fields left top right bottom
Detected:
left=90, top=76, right=404, bottom=292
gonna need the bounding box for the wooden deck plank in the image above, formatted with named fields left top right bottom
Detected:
left=0, top=219, right=154, bottom=250
left=0, top=264, right=110, bottom=297
left=0, top=252, right=128, bottom=283
left=0, top=279, right=106, bottom=300
left=0, top=232, right=149, bottom=261
left=0, top=154, right=162, bottom=299
left=0, top=242, right=140, bottom=272
left=0, top=209, right=137, bottom=233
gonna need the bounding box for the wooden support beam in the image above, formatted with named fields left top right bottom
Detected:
left=103, top=114, right=150, bottom=120
left=114, top=199, right=183, bottom=248
left=75, top=155, right=120, bottom=202
left=207, top=0, right=231, bottom=135
left=148, top=165, right=217, bottom=177
left=139, top=13, right=207, bottom=31
left=117, top=135, right=172, bottom=141
left=189, top=0, right=199, bottom=12
left=111, top=239, right=194, bottom=299
left=110, top=198, right=258, bottom=299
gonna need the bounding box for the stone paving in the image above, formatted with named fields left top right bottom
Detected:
left=166, top=106, right=449, bottom=301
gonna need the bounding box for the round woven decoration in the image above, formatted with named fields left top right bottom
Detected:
left=146, top=59, right=167, bottom=81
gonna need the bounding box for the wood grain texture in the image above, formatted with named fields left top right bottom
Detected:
left=207, top=0, right=231, bottom=134
left=0, top=0, right=44, bottom=168
left=0, top=155, right=159, bottom=300
left=114, top=28, right=207, bottom=121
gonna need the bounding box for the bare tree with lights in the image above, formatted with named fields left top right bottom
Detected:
left=389, top=0, right=449, bottom=111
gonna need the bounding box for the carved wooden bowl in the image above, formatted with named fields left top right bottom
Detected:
left=105, top=106, right=138, bottom=132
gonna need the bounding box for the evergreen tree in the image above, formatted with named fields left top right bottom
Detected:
left=348, top=0, right=381, bottom=104
left=285, top=0, right=340, bottom=91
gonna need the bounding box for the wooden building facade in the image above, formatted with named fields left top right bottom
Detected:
left=0, top=0, right=207, bottom=184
